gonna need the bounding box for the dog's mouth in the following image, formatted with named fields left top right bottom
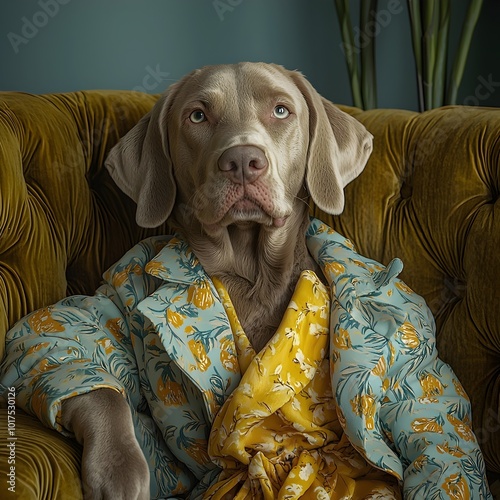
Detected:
left=192, top=182, right=290, bottom=232
left=232, top=198, right=261, bottom=212
left=196, top=195, right=288, bottom=231
left=227, top=197, right=287, bottom=228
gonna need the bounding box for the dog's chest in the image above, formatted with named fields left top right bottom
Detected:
left=219, top=272, right=299, bottom=353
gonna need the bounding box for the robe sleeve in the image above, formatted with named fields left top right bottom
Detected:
left=0, top=236, right=169, bottom=434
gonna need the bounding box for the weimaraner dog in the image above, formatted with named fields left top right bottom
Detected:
left=62, top=62, right=373, bottom=499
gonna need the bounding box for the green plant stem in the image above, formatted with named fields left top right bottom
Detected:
left=447, top=0, right=484, bottom=104
left=433, top=0, right=450, bottom=108
left=407, top=0, right=425, bottom=112
left=422, top=0, right=440, bottom=110
left=360, top=0, right=378, bottom=109
left=335, top=0, right=364, bottom=108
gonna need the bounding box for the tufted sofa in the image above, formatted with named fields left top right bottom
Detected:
left=0, top=90, right=498, bottom=497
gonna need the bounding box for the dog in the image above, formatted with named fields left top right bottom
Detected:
left=62, top=62, right=373, bottom=499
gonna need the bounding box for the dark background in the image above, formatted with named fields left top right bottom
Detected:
left=1, top=0, right=499, bottom=110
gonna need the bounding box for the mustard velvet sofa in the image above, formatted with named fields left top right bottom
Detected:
left=0, top=90, right=498, bottom=498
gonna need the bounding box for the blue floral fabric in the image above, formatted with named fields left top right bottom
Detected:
left=0, top=219, right=492, bottom=499
left=306, top=220, right=492, bottom=499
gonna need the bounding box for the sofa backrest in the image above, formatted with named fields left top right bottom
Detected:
left=0, top=91, right=167, bottom=352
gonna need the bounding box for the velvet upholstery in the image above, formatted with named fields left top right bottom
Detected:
left=0, top=91, right=498, bottom=496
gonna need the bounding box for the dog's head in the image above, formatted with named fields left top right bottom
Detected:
left=105, top=62, right=373, bottom=230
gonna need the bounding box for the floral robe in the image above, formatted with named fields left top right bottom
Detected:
left=0, top=219, right=492, bottom=499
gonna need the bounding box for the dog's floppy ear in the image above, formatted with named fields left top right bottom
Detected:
left=105, top=85, right=180, bottom=228
left=290, top=71, right=373, bottom=214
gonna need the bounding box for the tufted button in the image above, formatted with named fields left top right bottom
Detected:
left=427, top=275, right=467, bottom=322
left=491, top=189, right=499, bottom=205
left=399, top=161, right=414, bottom=200
left=442, top=275, right=467, bottom=301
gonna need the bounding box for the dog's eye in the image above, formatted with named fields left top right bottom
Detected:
left=273, top=105, right=290, bottom=119
left=189, top=110, right=206, bottom=123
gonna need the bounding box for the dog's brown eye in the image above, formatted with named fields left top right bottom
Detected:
left=189, top=110, right=206, bottom=123
left=273, top=105, right=290, bottom=120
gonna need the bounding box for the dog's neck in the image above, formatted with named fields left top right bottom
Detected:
left=172, top=202, right=318, bottom=352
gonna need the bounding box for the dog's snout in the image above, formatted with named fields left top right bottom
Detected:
left=218, top=145, right=268, bottom=184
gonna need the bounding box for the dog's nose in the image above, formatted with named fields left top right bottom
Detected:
left=218, top=145, right=268, bottom=184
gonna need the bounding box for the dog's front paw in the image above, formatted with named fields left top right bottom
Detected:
left=81, top=433, right=150, bottom=500
left=61, top=389, right=150, bottom=500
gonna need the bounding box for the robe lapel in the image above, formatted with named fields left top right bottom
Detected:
left=137, top=236, right=241, bottom=422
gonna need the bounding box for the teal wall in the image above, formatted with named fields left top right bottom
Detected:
left=0, top=0, right=499, bottom=110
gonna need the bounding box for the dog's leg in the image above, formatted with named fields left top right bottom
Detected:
left=61, top=389, right=150, bottom=500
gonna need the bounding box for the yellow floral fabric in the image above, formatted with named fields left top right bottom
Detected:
left=206, top=272, right=402, bottom=499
